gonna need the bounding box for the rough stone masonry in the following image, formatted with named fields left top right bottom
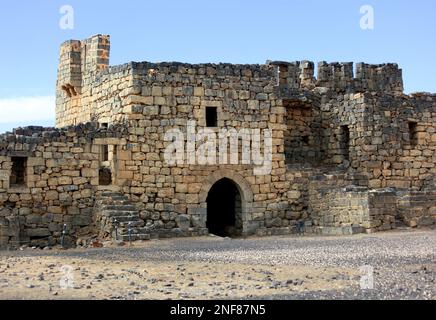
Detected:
left=0, top=34, right=434, bottom=249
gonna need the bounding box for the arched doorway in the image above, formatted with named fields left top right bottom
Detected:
left=206, top=178, right=242, bottom=237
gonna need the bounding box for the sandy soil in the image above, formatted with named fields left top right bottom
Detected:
left=0, top=230, right=434, bottom=300
left=0, top=251, right=358, bottom=300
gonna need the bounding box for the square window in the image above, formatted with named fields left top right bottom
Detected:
left=102, top=145, right=109, bottom=162
left=408, top=122, right=418, bottom=146
left=206, top=107, right=218, bottom=127
left=339, top=125, right=350, bottom=161
left=99, top=167, right=112, bottom=186
left=279, top=65, right=288, bottom=86
left=10, top=157, right=27, bottom=186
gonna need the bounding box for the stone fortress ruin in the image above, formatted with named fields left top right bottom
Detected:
left=0, top=34, right=434, bottom=249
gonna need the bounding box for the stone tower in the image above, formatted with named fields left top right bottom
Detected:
left=56, top=35, right=110, bottom=127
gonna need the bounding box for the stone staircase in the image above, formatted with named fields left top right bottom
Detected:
left=94, top=191, right=151, bottom=241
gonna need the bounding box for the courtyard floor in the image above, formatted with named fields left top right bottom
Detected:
left=0, top=228, right=434, bottom=300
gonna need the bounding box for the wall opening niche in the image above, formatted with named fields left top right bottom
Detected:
left=206, top=107, right=218, bottom=127
left=10, top=157, right=27, bottom=187
left=408, top=121, right=418, bottom=147
left=339, top=125, right=350, bottom=162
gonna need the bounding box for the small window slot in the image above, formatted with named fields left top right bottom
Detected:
left=408, top=121, right=418, bottom=146
left=206, top=107, right=218, bottom=127
left=10, top=157, right=27, bottom=186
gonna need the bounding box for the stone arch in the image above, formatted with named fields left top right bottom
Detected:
left=199, top=170, right=253, bottom=203
left=199, top=170, right=253, bottom=233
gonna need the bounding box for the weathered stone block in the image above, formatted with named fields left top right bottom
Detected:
left=81, top=168, right=97, bottom=177
left=45, top=190, right=59, bottom=201
left=27, top=228, right=50, bottom=237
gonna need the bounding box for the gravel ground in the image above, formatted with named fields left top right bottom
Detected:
left=0, top=228, right=434, bottom=300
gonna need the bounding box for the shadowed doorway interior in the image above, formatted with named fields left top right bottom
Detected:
left=206, top=178, right=242, bottom=237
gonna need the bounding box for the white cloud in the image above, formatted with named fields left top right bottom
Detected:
left=0, top=96, right=55, bottom=123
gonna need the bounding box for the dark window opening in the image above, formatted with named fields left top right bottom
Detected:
left=101, top=123, right=108, bottom=129
left=10, top=157, right=27, bottom=186
left=339, top=125, right=350, bottom=161
left=408, top=122, right=418, bottom=146
left=102, top=145, right=109, bottom=162
left=99, top=167, right=112, bottom=186
left=206, top=107, right=218, bottom=127
left=279, top=64, right=288, bottom=86
left=302, top=135, right=310, bottom=145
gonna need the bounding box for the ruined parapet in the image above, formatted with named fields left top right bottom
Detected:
left=317, top=62, right=354, bottom=92
left=271, top=60, right=403, bottom=94
left=80, top=35, right=111, bottom=83
left=268, top=60, right=316, bottom=90
left=355, top=63, right=403, bottom=94
left=121, top=61, right=278, bottom=122
left=129, top=61, right=275, bottom=79
left=316, top=61, right=403, bottom=94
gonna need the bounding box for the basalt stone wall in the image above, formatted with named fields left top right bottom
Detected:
left=111, top=61, right=294, bottom=236
left=56, top=63, right=133, bottom=128
left=56, top=35, right=134, bottom=128
left=270, top=60, right=403, bottom=94
left=305, top=91, right=375, bottom=194
left=397, top=190, right=436, bottom=227
left=284, top=103, right=323, bottom=165
left=366, top=189, right=398, bottom=231
left=2, top=34, right=435, bottom=248
left=350, top=93, right=435, bottom=189
left=1, top=55, right=303, bottom=247
left=0, top=124, right=129, bottom=248
left=317, top=62, right=403, bottom=94
left=309, top=180, right=398, bottom=235
left=308, top=171, right=355, bottom=232
left=311, top=187, right=370, bottom=235
left=318, top=92, right=436, bottom=190
left=0, top=214, right=19, bottom=250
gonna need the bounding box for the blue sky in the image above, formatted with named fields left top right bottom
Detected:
left=0, top=0, right=434, bottom=132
